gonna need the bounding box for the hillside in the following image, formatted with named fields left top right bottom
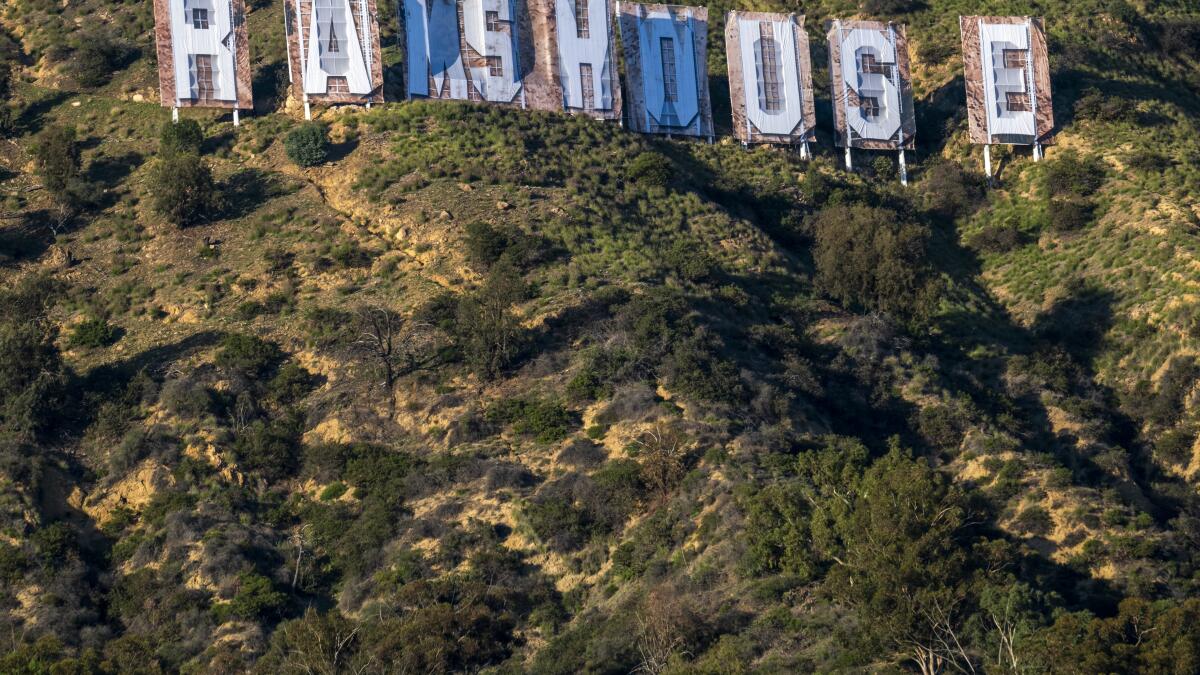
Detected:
left=2, top=0, right=1200, bottom=672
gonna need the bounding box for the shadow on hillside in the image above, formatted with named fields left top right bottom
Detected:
left=915, top=74, right=966, bottom=158
left=87, top=150, right=143, bottom=184
left=325, top=137, right=359, bottom=163
left=202, top=130, right=238, bottom=156
left=18, top=90, right=72, bottom=135
left=0, top=212, right=56, bottom=264
left=222, top=168, right=285, bottom=220
left=252, top=61, right=290, bottom=116
left=1031, top=282, right=1115, bottom=372
left=1050, top=69, right=1199, bottom=131
left=83, top=330, right=226, bottom=396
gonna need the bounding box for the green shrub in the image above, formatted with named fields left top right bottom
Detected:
left=663, top=333, right=744, bottom=403
left=0, top=106, right=16, bottom=139
left=159, top=378, right=213, bottom=419
left=1011, top=505, right=1054, bottom=536
left=1155, top=428, right=1195, bottom=466
left=231, top=414, right=302, bottom=480
left=267, top=362, right=317, bottom=406
left=1048, top=197, right=1095, bottom=232
left=70, top=34, right=133, bottom=88
left=216, top=334, right=283, bottom=378
left=285, top=122, right=329, bottom=167
left=967, top=224, right=1024, bottom=253
left=33, top=125, right=81, bottom=198
left=68, top=317, right=117, bottom=348
left=626, top=151, right=671, bottom=187
left=487, top=397, right=574, bottom=443
left=455, top=257, right=525, bottom=379
left=464, top=221, right=511, bottom=269
left=862, top=0, right=920, bottom=13
left=1073, top=88, right=1138, bottom=124
left=220, top=571, right=286, bottom=620
left=524, top=494, right=593, bottom=551
left=319, top=481, right=348, bottom=500
left=0, top=276, right=69, bottom=444
left=150, top=153, right=220, bottom=226
left=663, top=240, right=716, bottom=282
left=921, top=160, right=986, bottom=219
left=871, top=155, right=896, bottom=180
left=1044, top=153, right=1107, bottom=197
left=159, top=119, right=203, bottom=157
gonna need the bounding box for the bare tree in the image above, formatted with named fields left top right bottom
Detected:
left=632, top=421, right=690, bottom=497
left=353, top=306, right=433, bottom=415
left=904, top=597, right=977, bottom=675
left=291, top=524, right=311, bottom=590
left=277, top=607, right=372, bottom=675
left=633, top=588, right=696, bottom=674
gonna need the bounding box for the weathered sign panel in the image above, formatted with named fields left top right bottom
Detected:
left=827, top=19, right=916, bottom=150
left=617, top=3, right=713, bottom=138
left=403, top=0, right=530, bottom=105
left=154, top=0, right=253, bottom=111
left=285, top=0, right=384, bottom=105
left=960, top=16, right=1054, bottom=146
left=529, top=0, right=622, bottom=118
left=725, top=11, right=815, bottom=145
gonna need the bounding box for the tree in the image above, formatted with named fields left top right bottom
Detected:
left=632, top=421, right=689, bottom=498
left=285, top=122, right=329, bottom=167
left=224, top=571, right=287, bottom=620
left=33, top=125, right=81, bottom=198
left=0, top=275, right=69, bottom=481
left=0, top=58, right=14, bottom=138
left=921, top=160, right=985, bottom=220
left=455, top=256, right=525, bottom=379
left=810, top=204, right=941, bottom=322
left=353, top=306, right=434, bottom=414
left=823, top=443, right=977, bottom=675
left=150, top=152, right=220, bottom=226
left=256, top=608, right=364, bottom=675
left=70, top=33, right=133, bottom=88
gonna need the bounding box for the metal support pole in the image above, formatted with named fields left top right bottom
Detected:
left=233, top=109, right=240, bottom=127
left=800, top=140, right=810, bottom=160
left=1033, top=142, right=1042, bottom=162
left=304, top=101, right=312, bottom=121
left=983, top=144, right=992, bottom=181
left=172, top=107, right=179, bottom=123
left=844, top=146, right=852, bottom=171
left=898, top=149, right=908, bottom=186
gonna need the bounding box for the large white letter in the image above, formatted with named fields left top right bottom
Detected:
left=462, top=0, right=522, bottom=103
left=170, top=0, right=240, bottom=103
left=979, top=20, right=1036, bottom=138
left=637, top=8, right=699, bottom=129
left=305, top=0, right=372, bottom=94
left=838, top=26, right=901, bottom=141
left=737, top=17, right=803, bottom=136
left=405, top=0, right=469, bottom=99
left=555, top=0, right=614, bottom=111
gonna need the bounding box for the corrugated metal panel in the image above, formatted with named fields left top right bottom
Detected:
left=827, top=20, right=915, bottom=150
left=980, top=20, right=1037, bottom=139
left=168, top=0, right=240, bottom=103
left=617, top=3, right=712, bottom=137
left=406, top=0, right=525, bottom=103
left=735, top=15, right=802, bottom=136
left=305, top=0, right=373, bottom=94
left=463, top=0, right=523, bottom=103
left=555, top=0, right=617, bottom=113
left=960, top=16, right=1054, bottom=146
